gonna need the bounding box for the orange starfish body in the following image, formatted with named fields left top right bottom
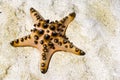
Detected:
left=10, top=8, right=85, bottom=74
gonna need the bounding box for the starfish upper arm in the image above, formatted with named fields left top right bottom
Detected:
left=30, top=8, right=45, bottom=25
left=58, top=12, right=76, bottom=35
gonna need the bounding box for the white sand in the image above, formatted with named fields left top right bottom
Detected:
left=0, top=0, right=120, bottom=80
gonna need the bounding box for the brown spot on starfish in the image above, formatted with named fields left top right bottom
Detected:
left=10, top=7, right=85, bottom=74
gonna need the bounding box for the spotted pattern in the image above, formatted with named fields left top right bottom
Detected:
left=10, top=7, right=85, bottom=74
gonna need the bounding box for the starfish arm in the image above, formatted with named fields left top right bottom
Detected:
left=33, top=39, right=56, bottom=74
left=54, top=37, right=85, bottom=56
left=39, top=48, right=54, bottom=74
left=30, top=7, right=45, bottom=24
left=10, top=34, right=37, bottom=48
left=63, top=42, right=85, bottom=55
left=58, top=12, right=76, bottom=35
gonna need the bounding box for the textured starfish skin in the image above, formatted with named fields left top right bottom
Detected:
left=10, top=8, right=85, bottom=74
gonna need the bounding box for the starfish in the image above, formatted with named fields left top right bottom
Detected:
left=10, top=8, right=85, bottom=74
